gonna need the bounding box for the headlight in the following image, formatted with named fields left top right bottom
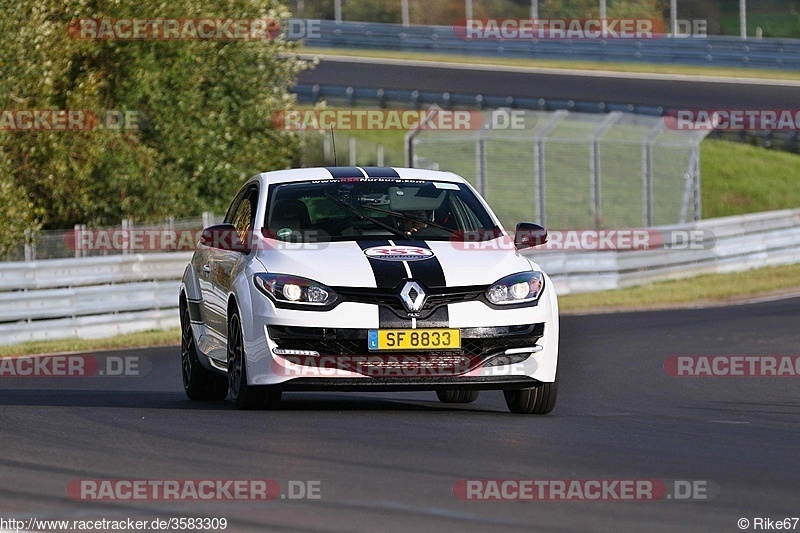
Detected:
left=254, top=273, right=337, bottom=307
left=486, top=271, right=544, bottom=305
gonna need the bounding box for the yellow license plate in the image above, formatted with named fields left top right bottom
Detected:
left=368, top=329, right=461, bottom=351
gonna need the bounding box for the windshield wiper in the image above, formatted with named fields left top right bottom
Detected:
left=361, top=205, right=460, bottom=236
left=323, top=193, right=411, bottom=240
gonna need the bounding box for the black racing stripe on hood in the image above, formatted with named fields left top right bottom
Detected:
left=357, top=240, right=407, bottom=289
left=358, top=240, right=411, bottom=328
left=361, top=167, right=400, bottom=178
left=406, top=240, right=446, bottom=288
left=325, top=166, right=365, bottom=179
left=357, top=240, right=449, bottom=328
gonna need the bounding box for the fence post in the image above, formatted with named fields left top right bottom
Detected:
left=166, top=216, right=175, bottom=252
left=349, top=136, right=357, bottom=166
left=643, top=144, right=654, bottom=227
left=533, top=141, right=545, bottom=226
left=475, top=131, right=487, bottom=199
left=24, top=229, right=35, bottom=262
left=404, top=131, right=416, bottom=167
left=377, top=144, right=384, bottom=166
left=121, top=218, right=133, bottom=255
left=532, top=110, right=568, bottom=227
left=692, top=144, right=702, bottom=221
left=590, top=112, right=623, bottom=229
left=404, top=106, right=442, bottom=167
left=643, top=121, right=666, bottom=226
left=678, top=144, right=703, bottom=223
left=74, top=224, right=83, bottom=259
left=323, top=134, right=332, bottom=163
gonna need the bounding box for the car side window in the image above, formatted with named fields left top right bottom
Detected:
left=227, top=186, right=258, bottom=244
left=223, top=189, right=246, bottom=225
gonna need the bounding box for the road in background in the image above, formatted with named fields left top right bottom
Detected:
left=298, top=55, right=800, bottom=110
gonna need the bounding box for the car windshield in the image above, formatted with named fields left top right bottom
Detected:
left=264, top=178, right=501, bottom=242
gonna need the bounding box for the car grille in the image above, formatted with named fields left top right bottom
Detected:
left=333, top=285, right=486, bottom=319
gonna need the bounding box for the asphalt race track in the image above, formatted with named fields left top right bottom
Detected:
left=297, top=56, right=800, bottom=110
left=1, top=297, right=799, bottom=532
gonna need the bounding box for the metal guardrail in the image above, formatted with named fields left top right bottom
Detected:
left=532, top=209, right=800, bottom=294
left=294, top=19, right=800, bottom=70
left=0, top=209, right=798, bottom=346
left=292, top=83, right=669, bottom=116
left=0, top=253, right=188, bottom=346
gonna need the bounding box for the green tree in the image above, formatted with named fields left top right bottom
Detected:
left=540, top=0, right=665, bottom=19
left=344, top=0, right=403, bottom=23
left=0, top=0, right=310, bottom=243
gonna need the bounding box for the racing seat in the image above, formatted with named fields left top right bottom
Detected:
left=269, top=199, right=311, bottom=238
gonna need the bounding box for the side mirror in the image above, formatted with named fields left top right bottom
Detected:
left=199, top=224, right=251, bottom=252
left=514, top=222, right=548, bottom=250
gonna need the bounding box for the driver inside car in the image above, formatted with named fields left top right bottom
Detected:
left=400, top=210, right=430, bottom=235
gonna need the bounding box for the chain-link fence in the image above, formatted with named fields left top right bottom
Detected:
left=406, top=109, right=711, bottom=230
left=301, top=129, right=405, bottom=168
left=4, top=213, right=222, bottom=262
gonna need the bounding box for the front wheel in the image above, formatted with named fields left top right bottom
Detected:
left=503, top=379, right=557, bottom=414
left=227, top=310, right=282, bottom=410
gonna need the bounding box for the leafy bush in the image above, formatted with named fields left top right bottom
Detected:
left=0, top=0, right=310, bottom=248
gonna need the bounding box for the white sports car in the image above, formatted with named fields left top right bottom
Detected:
left=180, top=167, right=559, bottom=413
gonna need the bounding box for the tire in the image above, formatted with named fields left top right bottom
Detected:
left=503, top=379, right=558, bottom=415
left=180, top=298, right=228, bottom=401
left=436, top=389, right=480, bottom=404
left=227, top=309, right=282, bottom=410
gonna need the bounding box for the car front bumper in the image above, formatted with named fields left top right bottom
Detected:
left=241, top=277, right=560, bottom=388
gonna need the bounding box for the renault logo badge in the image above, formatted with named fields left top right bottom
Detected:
left=399, top=281, right=426, bottom=315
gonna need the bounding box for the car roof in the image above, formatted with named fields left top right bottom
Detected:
left=252, top=167, right=467, bottom=186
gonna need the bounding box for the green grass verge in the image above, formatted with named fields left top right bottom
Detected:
left=558, top=262, right=800, bottom=313
left=301, top=46, right=800, bottom=82
left=720, top=13, right=800, bottom=40
left=701, top=140, right=800, bottom=218
left=0, top=328, right=180, bottom=357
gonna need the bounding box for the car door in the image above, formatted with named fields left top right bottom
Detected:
left=199, top=185, right=258, bottom=339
